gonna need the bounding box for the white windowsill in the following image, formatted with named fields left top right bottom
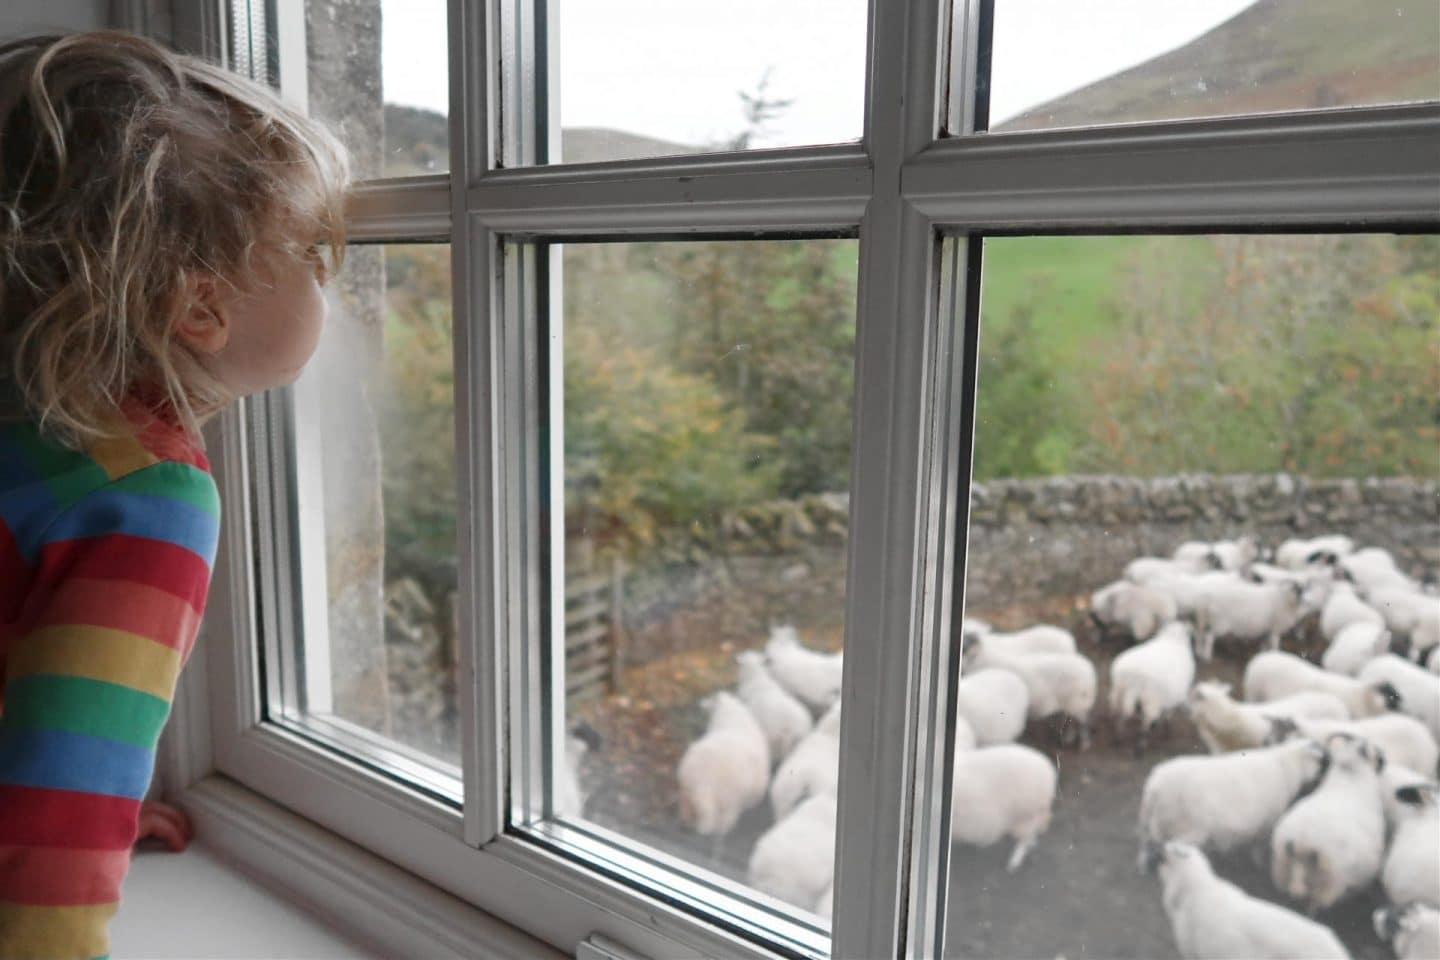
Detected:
left=114, top=844, right=379, bottom=959
left=161, top=774, right=565, bottom=960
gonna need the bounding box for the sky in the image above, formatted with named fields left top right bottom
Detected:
left=380, top=0, right=1260, bottom=148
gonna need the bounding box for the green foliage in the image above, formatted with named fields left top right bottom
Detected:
left=564, top=324, right=780, bottom=549
left=560, top=238, right=857, bottom=551
left=1077, top=235, right=1440, bottom=478
left=972, top=304, right=1072, bottom=480
left=374, top=244, right=456, bottom=588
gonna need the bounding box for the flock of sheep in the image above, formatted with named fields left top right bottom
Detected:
left=669, top=533, right=1440, bottom=958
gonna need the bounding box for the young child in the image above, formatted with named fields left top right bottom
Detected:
left=0, top=31, right=349, bottom=959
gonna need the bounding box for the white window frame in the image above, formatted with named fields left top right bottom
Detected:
left=154, top=1, right=1440, bottom=958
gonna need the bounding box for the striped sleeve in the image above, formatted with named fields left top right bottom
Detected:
left=0, top=460, right=219, bottom=960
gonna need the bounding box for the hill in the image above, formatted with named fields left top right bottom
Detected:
left=382, top=106, right=696, bottom=174
left=997, top=0, right=1439, bottom=131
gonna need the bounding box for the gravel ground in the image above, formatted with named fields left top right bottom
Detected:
left=571, top=549, right=1405, bottom=959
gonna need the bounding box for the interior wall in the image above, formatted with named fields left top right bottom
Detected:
left=0, top=0, right=111, bottom=35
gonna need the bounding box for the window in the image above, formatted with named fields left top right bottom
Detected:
left=181, top=1, right=1438, bottom=958
left=944, top=232, right=1438, bottom=958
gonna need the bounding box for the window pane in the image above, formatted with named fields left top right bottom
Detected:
left=530, top=239, right=858, bottom=938
left=279, top=243, right=460, bottom=771
left=549, top=2, right=866, bottom=163
left=943, top=234, right=1439, bottom=958
left=956, top=0, right=1440, bottom=134
left=303, top=0, right=449, bottom=177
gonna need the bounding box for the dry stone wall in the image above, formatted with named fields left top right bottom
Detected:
left=962, top=474, right=1439, bottom=609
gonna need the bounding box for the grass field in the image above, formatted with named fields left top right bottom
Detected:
left=976, top=235, right=1218, bottom=363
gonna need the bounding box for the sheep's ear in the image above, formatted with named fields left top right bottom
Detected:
left=1395, top=785, right=1425, bottom=806
left=1378, top=681, right=1403, bottom=710
left=1266, top=715, right=1298, bottom=743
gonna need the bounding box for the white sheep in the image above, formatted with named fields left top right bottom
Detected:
left=1109, top=622, right=1195, bottom=755
left=1126, top=556, right=1210, bottom=584
left=1185, top=681, right=1348, bottom=754
left=1276, top=534, right=1354, bottom=571
left=952, top=712, right=977, bottom=752
left=1416, top=616, right=1440, bottom=666
left=949, top=743, right=1057, bottom=872
left=1140, top=570, right=1247, bottom=620
left=953, top=667, right=1029, bottom=746
left=554, top=723, right=602, bottom=818
left=1245, top=562, right=1311, bottom=587
left=1322, top=621, right=1393, bottom=676
left=1364, top=586, right=1440, bottom=654
left=1339, top=547, right=1422, bottom=593
left=1138, top=737, right=1328, bottom=868
left=735, top=649, right=813, bottom=763
left=964, top=621, right=1076, bottom=656
left=1192, top=578, right=1308, bottom=661
left=1375, top=903, right=1440, bottom=960
left=676, top=692, right=770, bottom=854
left=1089, top=580, right=1178, bottom=643
left=765, top=625, right=843, bottom=711
left=1156, top=842, right=1348, bottom=960
left=1189, top=536, right=1259, bottom=572
left=1270, top=733, right=1387, bottom=913
left=961, top=617, right=991, bottom=638
left=1380, top=764, right=1433, bottom=827
left=1319, top=580, right=1385, bottom=642
left=747, top=793, right=836, bottom=909
left=1243, top=650, right=1402, bottom=719
left=1286, top=714, right=1439, bottom=776
left=965, top=638, right=1096, bottom=749
left=1358, top=654, right=1440, bottom=741
left=1383, top=781, right=1439, bottom=908
left=770, top=699, right=840, bottom=819
left=1171, top=541, right=1225, bottom=572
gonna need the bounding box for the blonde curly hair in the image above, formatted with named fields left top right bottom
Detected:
left=0, top=30, right=350, bottom=445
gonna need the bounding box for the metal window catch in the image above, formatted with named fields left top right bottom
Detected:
left=576, top=934, right=652, bottom=960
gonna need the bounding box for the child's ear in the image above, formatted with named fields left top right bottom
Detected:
left=173, top=271, right=231, bottom=355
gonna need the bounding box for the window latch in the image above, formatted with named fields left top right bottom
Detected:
left=576, top=933, right=652, bottom=960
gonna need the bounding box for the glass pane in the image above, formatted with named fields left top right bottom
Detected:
left=551, top=2, right=866, bottom=163
left=943, top=233, right=1439, bottom=958
left=303, top=0, right=449, bottom=177
left=536, top=239, right=858, bottom=935
left=957, top=0, right=1440, bottom=133
left=282, top=243, right=460, bottom=769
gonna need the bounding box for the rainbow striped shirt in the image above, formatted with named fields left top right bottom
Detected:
left=0, top=408, right=218, bottom=960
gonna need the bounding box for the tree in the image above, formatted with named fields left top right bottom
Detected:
left=1082, top=234, right=1439, bottom=477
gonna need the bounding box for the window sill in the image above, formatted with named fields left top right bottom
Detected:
left=115, top=843, right=377, bottom=958
left=172, top=774, right=563, bottom=960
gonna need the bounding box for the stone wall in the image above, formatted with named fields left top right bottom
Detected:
left=962, top=474, right=1440, bottom=610
left=618, top=474, right=1438, bottom=621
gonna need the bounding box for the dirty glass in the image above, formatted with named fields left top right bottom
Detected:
left=942, top=233, right=1440, bottom=958
left=283, top=242, right=460, bottom=768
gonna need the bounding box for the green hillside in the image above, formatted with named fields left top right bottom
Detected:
left=978, top=236, right=1216, bottom=361
left=999, top=0, right=1439, bottom=131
